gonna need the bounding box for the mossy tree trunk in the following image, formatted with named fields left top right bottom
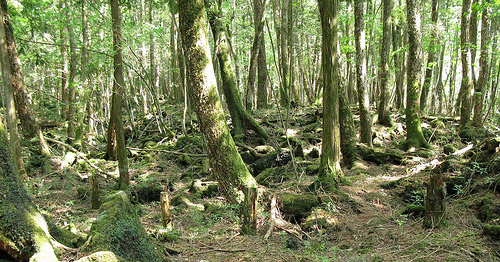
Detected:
left=205, top=0, right=269, bottom=142
left=179, top=0, right=258, bottom=234
left=0, top=5, right=25, bottom=179
left=404, top=0, right=430, bottom=150
left=0, top=120, right=59, bottom=262
left=64, top=0, right=78, bottom=145
left=0, top=0, right=50, bottom=156
left=459, top=0, right=473, bottom=133
left=377, top=0, right=394, bottom=127
left=108, top=0, right=129, bottom=190
left=314, top=0, right=344, bottom=192
left=354, top=0, right=373, bottom=147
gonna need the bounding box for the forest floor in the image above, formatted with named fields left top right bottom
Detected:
left=23, top=104, right=500, bottom=261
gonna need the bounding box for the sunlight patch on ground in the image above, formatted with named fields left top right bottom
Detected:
left=286, top=128, right=298, bottom=137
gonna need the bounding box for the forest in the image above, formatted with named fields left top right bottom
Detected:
left=0, top=0, right=500, bottom=261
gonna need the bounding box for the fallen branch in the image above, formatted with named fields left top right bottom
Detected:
left=127, top=147, right=207, bottom=157
left=44, top=137, right=110, bottom=178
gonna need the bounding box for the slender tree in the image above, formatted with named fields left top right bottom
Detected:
left=377, top=0, right=394, bottom=127
left=179, top=0, right=258, bottom=234
left=108, top=0, right=129, bottom=189
left=459, top=0, right=473, bottom=133
left=405, top=0, right=430, bottom=149
left=205, top=0, right=269, bottom=141
left=256, top=0, right=269, bottom=109
left=473, top=0, right=490, bottom=126
left=314, top=0, right=344, bottom=191
left=354, top=0, right=372, bottom=147
left=420, top=0, right=439, bottom=114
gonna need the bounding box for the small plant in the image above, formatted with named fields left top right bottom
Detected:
left=395, top=214, right=408, bottom=226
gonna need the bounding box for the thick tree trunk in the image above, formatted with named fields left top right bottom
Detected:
left=179, top=0, right=258, bottom=234
left=0, top=0, right=50, bottom=156
left=109, top=0, right=129, bottom=190
left=472, top=0, right=490, bottom=127
left=206, top=1, right=269, bottom=142
left=0, top=121, right=58, bottom=262
left=354, top=0, right=372, bottom=147
left=405, top=0, right=429, bottom=149
left=420, top=0, right=439, bottom=114
left=377, top=0, right=393, bottom=127
left=314, top=0, right=344, bottom=191
left=0, top=9, right=25, bottom=178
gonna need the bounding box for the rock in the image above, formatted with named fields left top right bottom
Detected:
left=82, top=191, right=168, bottom=262
left=250, top=148, right=292, bottom=175
left=286, top=237, right=300, bottom=250
left=75, top=251, right=126, bottom=262
left=443, top=144, right=457, bottom=155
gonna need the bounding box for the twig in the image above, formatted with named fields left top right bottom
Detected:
left=127, top=147, right=207, bottom=157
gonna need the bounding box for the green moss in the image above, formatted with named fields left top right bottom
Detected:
left=279, top=193, right=320, bottom=220
left=483, top=224, right=500, bottom=239
left=476, top=195, right=497, bottom=223
left=75, top=251, right=126, bottom=262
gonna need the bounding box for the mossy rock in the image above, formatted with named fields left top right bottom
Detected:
left=75, top=251, right=126, bottom=262
left=444, top=175, right=466, bottom=196
left=305, top=165, right=319, bottom=176
left=255, top=167, right=289, bottom=187
left=301, top=209, right=339, bottom=232
left=250, top=148, right=292, bottom=175
left=43, top=212, right=86, bottom=248
left=254, top=145, right=275, bottom=154
left=307, top=147, right=320, bottom=159
left=380, top=179, right=400, bottom=189
left=443, top=144, right=457, bottom=155
left=82, top=191, right=167, bottom=262
left=430, top=119, right=445, bottom=129
left=401, top=204, right=425, bottom=217
left=177, top=153, right=192, bottom=166
left=188, top=180, right=219, bottom=198
left=399, top=181, right=424, bottom=205
left=475, top=194, right=500, bottom=223
left=278, top=193, right=320, bottom=222
left=130, top=181, right=163, bottom=204
left=483, top=224, right=500, bottom=239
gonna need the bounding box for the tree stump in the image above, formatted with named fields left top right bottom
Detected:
left=423, top=173, right=446, bottom=228
left=160, top=192, right=172, bottom=229
left=90, top=175, right=100, bottom=209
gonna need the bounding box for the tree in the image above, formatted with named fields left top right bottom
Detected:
left=64, top=0, right=78, bottom=145
left=377, top=0, right=394, bottom=127
left=405, top=0, right=430, bottom=149
left=205, top=0, right=269, bottom=142
left=472, top=0, right=490, bottom=127
left=354, top=0, right=372, bottom=147
left=459, top=0, right=473, bottom=134
left=0, top=121, right=58, bottom=261
left=0, top=0, right=49, bottom=156
left=178, top=0, right=258, bottom=234
left=256, top=0, right=269, bottom=109
left=314, top=0, right=344, bottom=191
left=108, top=0, right=129, bottom=190
left=0, top=4, right=25, bottom=179
left=420, top=0, right=439, bottom=114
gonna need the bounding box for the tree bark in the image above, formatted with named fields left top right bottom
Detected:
left=405, top=0, right=429, bottom=149
left=377, top=0, right=394, bottom=127
left=179, top=0, right=258, bottom=234
left=420, top=0, right=439, bottom=114
left=0, top=0, right=50, bottom=156
left=354, top=0, right=372, bottom=147
left=108, top=0, right=129, bottom=190
left=459, top=0, right=473, bottom=133
left=205, top=0, right=269, bottom=142
left=314, top=0, right=344, bottom=191
left=472, top=0, right=490, bottom=127
left=0, top=8, right=25, bottom=179
left=256, top=0, right=269, bottom=109
left=0, top=120, right=59, bottom=262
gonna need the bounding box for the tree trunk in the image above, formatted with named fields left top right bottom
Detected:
left=206, top=0, right=269, bottom=142
left=469, top=0, right=478, bottom=88
left=108, top=0, right=129, bottom=190
left=0, top=8, right=25, bottom=179
left=419, top=0, right=439, bottom=114
left=405, top=0, right=429, bottom=150
left=459, top=0, right=473, bottom=134
left=179, top=0, right=258, bottom=234
left=354, top=0, right=372, bottom=147
left=0, top=120, right=59, bottom=262
left=256, top=0, right=269, bottom=109
left=472, top=0, right=490, bottom=127
left=377, top=0, right=394, bottom=127
left=314, top=0, right=344, bottom=192
left=64, top=0, right=77, bottom=145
